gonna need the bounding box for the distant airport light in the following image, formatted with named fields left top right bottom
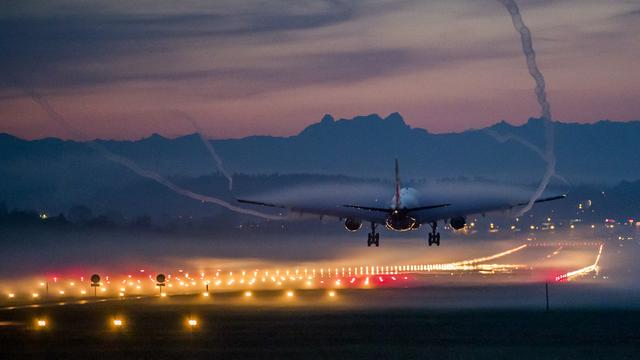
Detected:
left=80, top=290, right=86, bottom=295
left=118, top=292, right=125, bottom=297
left=187, top=319, right=198, bottom=327
left=113, top=319, right=123, bottom=327
left=8, top=293, right=15, bottom=298
left=36, top=319, right=47, bottom=328
left=244, top=291, right=252, bottom=297
left=328, top=290, right=336, bottom=298
left=202, top=292, right=209, bottom=297
left=160, top=292, right=167, bottom=298
left=58, top=290, right=65, bottom=295
left=286, top=290, right=294, bottom=298
left=32, top=293, right=39, bottom=298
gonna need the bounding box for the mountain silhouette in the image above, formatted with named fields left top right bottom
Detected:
left=1, top=113, right=639, bottom=212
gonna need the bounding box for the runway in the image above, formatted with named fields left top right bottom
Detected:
left=1, top=239, right=604, bottom=307
left=1, top=232, right=639, bottom=358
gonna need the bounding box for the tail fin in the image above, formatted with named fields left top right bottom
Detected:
left=394, top=158, right=401, bottom=209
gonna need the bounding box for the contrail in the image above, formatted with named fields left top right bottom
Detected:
left=485, top=129, right=569, bottom=186
left=25, top=90, right=281, bottom=220
left=497, top=0, right=557, bottom=216
left=172, top=111, right=234, bottom=191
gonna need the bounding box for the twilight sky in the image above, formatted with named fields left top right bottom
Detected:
left=1, top=0, right=639, bottom=140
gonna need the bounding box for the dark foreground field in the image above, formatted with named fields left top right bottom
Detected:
left=1, top=288, right=639, bottom=359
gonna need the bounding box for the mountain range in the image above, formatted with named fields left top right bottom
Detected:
left=1, top=113, right=639, bottom=214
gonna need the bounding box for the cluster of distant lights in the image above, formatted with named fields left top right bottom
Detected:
left=2, top=244, right=536, bottom=302
left=472, top=217, right=639, bottom=232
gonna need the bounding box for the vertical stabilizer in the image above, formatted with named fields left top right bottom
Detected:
left=394, top=159, right=401, bottom=209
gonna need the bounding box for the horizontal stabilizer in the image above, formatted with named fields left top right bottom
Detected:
left=237, top=199, right=286, bottom=208
left=342, top=203, right=450, bottom=213
left=512, top=194, right=566, bottom=207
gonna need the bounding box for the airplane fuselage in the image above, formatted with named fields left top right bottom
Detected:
left=386, top=187, right=420, bottom=231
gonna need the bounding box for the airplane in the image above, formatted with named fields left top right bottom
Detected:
left=237, top=160, right=565, bottom=247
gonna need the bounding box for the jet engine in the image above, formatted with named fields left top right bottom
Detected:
left=450, top=216, right=466, bottom=230
left=344, top=218, right=362, bottom=232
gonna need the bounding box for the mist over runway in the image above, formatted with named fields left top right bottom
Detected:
left=2, top=225, right=638, bottom=310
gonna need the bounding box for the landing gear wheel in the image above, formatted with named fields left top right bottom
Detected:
left=367, top=223, right=380, bottom=247
left=427, top=222, right=441, bottom=247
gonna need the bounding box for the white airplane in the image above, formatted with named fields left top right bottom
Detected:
left=238, top=160, right=565, bottom=247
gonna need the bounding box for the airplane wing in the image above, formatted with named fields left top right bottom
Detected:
left=237, top=198, right=391, bottom=224
left=409, top=193, right=566, bottom=224
left=237, top=183, right=565, bottom=225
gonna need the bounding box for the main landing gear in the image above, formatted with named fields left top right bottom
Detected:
left=367, top=222, right=380, bottom=247
left=427, top=221, right=440, bottom=246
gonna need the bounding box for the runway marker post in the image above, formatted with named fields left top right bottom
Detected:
left=90, top=274, right=101, bottom=297
left=545, top=282, right=549, bottom=312
left=156, top=274, right=166, bottom=296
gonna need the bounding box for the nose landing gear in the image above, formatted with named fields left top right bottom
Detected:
left=367, top=222, right=380, bottom=247
left=427, top=221, right=440, bottom=246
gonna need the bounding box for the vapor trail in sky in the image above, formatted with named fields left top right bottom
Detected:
left=497, top=0, right=557, bottom=216
left=174, top=111, right=234, bottom=191
left=25, top=90, right=281, bottom=220
left=485, top=129, right=569, bottom=186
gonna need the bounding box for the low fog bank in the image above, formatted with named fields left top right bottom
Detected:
left=1, top=225, right=638, bottom=290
